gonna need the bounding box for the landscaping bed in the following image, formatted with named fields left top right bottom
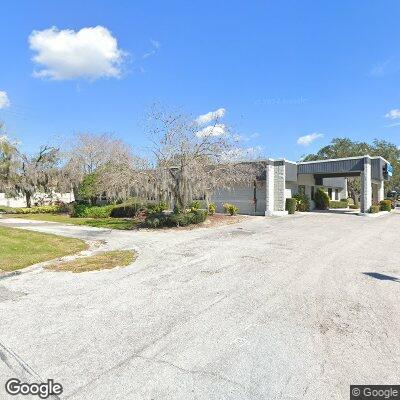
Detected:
left=1, top=200, right=244, bottom=230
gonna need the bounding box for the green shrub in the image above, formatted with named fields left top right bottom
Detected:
left=293, top=193, right=310, bottom=212
left=145, top=209, right=208, bottom=228
left=285, top=198, right=297, bottom=214
left=347, top=197, right=354, bottom=205
left=208, top=202, right=216, bottom=215
left=314, top=188, right=330, bottom=210
left=369, top=205, right=380, bottom=213
left=379, top=199, right=392, bottom=212
left=191, top=209, right=208, bottom=224
left=223, top=203, right=239, bottom=215
left=189, top=200, right=201, bottom=212
left=71, top=204, right=114, bottom=218
left=145, top=215, right=162, bottom=228
left=12, top=205, right=64, bottom=214
left=168, top=212, right=193, bottom=227
left=77, top=173, right=100, bottom=203
left=329, top=199, right=349, bottom=209
left=110, top=203, right=142, bottom=218
left=349, top=204, right=359, bottom=209
left=146, top=201, right=168, bottom=214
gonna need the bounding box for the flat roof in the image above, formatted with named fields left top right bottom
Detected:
left=298, top=155, right=390, bottom=165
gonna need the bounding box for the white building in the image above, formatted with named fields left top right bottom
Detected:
left=211, top=155, right=392, bottom=215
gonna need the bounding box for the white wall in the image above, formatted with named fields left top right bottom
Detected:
left=0, top=192, right=75, bottom=208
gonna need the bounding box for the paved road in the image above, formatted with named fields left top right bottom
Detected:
left=0, top=212, right=399, bottom=399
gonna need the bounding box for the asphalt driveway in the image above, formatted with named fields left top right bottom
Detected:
left=0, top=212, right=399, bottom=399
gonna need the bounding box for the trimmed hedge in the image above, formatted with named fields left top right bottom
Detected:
left=349, top=204, right=359, bottom=210
left=285, top=198, right=297, bottom=214
left=329, top=199, right=349, bottom=209
left=145, top=209, right=208, bottom=228
left=7, top=205, right=64, bottom=214
left=379, top=199, right=392, bottom=212
left=110, top=203, right=142, bottom=218
left=369, top=205, right=380, bottom=213
left=71, top=204, right=114, bottom=218
left=314, top=188, right=330, bottom=210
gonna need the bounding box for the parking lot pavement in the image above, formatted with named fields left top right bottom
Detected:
left=0, top=212, right=400, bottom=399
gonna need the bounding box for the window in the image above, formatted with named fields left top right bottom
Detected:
left=311, top=186, right=315, bottom=200
left=328, top=188, right=332, bottom=200
left=335, top=188, right=339, bottom=200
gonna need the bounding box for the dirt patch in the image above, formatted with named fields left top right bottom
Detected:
left=45, top=250, right=137, bottom=273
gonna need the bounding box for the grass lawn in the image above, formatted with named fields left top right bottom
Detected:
left=2, top=213, right=139, bottom=230
left=46, top=250, right=136, bottom=273
left=0, top=226, right=88, bottom=272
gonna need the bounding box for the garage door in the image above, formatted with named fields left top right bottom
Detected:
left=210, top=181, right=266, bottom=216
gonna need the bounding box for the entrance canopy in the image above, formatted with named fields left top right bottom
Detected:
left=297, top=155, right=391, bottom=213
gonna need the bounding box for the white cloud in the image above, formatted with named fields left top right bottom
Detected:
left=221, top=146, right=263, bottom=162
left=297, top=132, right=324, bottom=146
left=29, top=26, right=126, bottom=80
left=195, top=108, right=226, bottom=125
left=234, top=132, right=261, bottom=142
left=385, top=109, right=400, bottom=119
left=0, top=91, right=10, bottom=109
left=150, top=39, right=161, bottom=49
left=142, top=39, right=161, bottom=59
left=196, top=123, right=226, bottom=138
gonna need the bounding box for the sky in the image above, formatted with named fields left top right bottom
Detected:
left=1, top=0, right=400, bottom=161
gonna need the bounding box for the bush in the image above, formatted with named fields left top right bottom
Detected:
left=329, top=199, right=349, bottom=209
left=11, top=205, right=64, bottom=214
left=349, top=204, right=359, bottom=209
left=110, top=203, right=142, bottom=218
left=314, top=188, right=330, bottom=210
left=208, top=202, right=216, bottom=215
left=189, top=200, right=201, bottom=212
left=77, top=173, right=100, bottom=203
left=191, top=209, right=208, bottom=224
left=71, top=204, right=114, bottom=218
left=223, top=203, right=239, bottom=215
left=145, top=209, right=208, bottom=228
left=146, top=201, right=168, bottom=214
left=379, top=199, right=392, bottom=212
left=293, top=193, right=310, bottom=212
left=369, top=205, right=380, bottom=213
left=285, top=198, right=297, bottom=214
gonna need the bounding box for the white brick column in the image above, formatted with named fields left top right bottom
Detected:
left=360, top=156, right=372, bottom=213
left=274, top=162, right=286, bottom=212
left=265, top=162, right=275, bottom=216
left=378, top=180, right=385, bottom=202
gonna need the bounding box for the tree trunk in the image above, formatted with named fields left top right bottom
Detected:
left=25, top=192, right=32, bottom=208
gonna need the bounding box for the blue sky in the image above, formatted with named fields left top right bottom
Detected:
left=1, top=0, right=400, bottom=161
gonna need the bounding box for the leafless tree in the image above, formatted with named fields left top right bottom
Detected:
left=0, top=127, right=19, bottom=193
left=62, top=133, right=130, bottom=197
left=145, top=105, right=261, bottom=208
left=15, top=146, right=60, bottom=207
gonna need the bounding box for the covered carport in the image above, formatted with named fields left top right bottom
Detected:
left=298, top=155, right=392, bottom=213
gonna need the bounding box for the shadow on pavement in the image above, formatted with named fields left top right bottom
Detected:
left=363, top=272, right=400, bottom=282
